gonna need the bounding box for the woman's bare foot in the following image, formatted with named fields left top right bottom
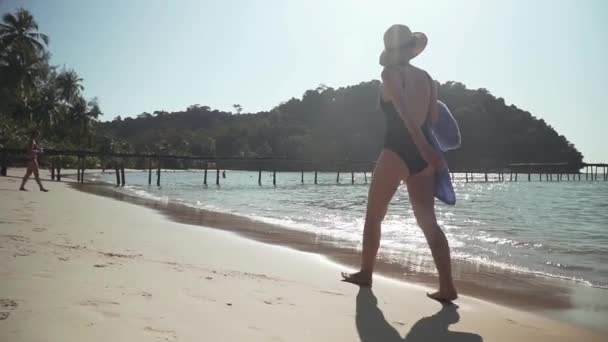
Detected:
left=426, top=289, right=458, bottom=303
left=40, top=188, right=49, bottom=192
left=19, top=187, right=28, bottom=191
left=341, top=271, right=372, bottom=286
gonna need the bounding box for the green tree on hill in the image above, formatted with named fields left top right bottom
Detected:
left=102, top=81, right=583, bottom=171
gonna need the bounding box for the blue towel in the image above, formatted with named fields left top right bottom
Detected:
left=429, top=101, right=461, bottom=205
left=432, top=101, right=461, bottom=151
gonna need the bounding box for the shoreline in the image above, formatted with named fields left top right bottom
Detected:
left=1, top=171, right=606, bottom=340
left=74, top=176, right=608, bottom=332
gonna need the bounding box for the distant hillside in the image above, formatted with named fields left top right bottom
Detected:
left=99, top=80, right=583, bottom=170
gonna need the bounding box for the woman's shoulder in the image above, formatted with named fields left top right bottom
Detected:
left=383, top=64, right=432, bottom=81
left=410, top=65, right=432, bottom=80
left=381, top=65, right=400, bottom=77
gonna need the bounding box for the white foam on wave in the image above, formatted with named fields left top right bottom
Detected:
left=122, top=185, right=169, bottom=203
left=452, top=252, right=607, bottom=289
left=179, top=198, right=379, bottom=244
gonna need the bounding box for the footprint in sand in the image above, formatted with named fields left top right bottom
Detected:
left=79, top=299, right=121, bottom=318
left=99, top=252, right=142, bottom=259
left=80, top=299, right=120, bottom=306
left=93, top=262, right=119, bottom=268
left=210, top=269, right=282, bottom=282
left=0, top=299, right=19, bottom=320
left=55, top=243, right=87, bottom=251
left=13, top=247, right=35, bottom=257
left=32, top=227, right=47, bottom=233
left=143, top=326, right=177, bottom=341
left=138, top=291, right=152, bottom=298
left=2, top=235, right=30, bottom=243
left=262, top=297, right=295, bottom=307
left=0, top=299, right=18, bottom=310
left=171, top=266, right=185, bottom=272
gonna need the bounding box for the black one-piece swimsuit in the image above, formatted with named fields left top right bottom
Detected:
left=380, top=97, right=433, bottom=175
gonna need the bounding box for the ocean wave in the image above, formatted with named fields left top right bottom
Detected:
left=473, top=233, right=545, bottom=249
left=544, top=261, right=596, bottom=272
left=122, top=186, right=169, bottom=203
left=454, top=253, right=607, bottom=289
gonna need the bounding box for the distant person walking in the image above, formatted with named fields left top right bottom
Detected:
left=342, top=25, right=457, bottom=302
left=19, top=129, right=49, bottom=192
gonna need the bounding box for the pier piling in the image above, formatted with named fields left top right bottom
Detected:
left=148, top=159, right=152, bottom=185
left=156, top=159, right=161, bottom=186
left=120, top=166, right=125, bottom=186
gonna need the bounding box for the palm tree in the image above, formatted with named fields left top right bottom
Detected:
left=87, top=97, right=102, bottom=120
left=1, top=8, right=50, bottom=124
left=32, top=81, right=61, bottom=128
left=68, top=96, right=102, bottom=147
left=56, top=69, right=83, bottom=103
left=0, top=49, right=49, bottom=123
left=0, top=8, right=49, bottom=54
left=84, top=98, right=102, bottom=147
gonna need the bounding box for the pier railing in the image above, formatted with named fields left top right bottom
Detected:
left=1, top=148, right=606, bottom=186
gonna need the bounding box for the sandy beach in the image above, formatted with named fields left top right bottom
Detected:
left=0, top=171, right=605, bottom=342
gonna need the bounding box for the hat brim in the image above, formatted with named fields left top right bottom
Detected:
left=379, top=32, right=428, bottom=66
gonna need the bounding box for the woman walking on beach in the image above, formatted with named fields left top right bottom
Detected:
left=19, top=129, right=49, bottom=192
left=342, top=25, right=457, bottom=302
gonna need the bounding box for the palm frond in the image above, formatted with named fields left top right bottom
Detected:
left=30, top=39, right=45, bottom=52
left=30, top=32, right=49, bottom=46
left=1, top=13, right=18, bottom=27
left=15, top=8, right=37, bottom=30
left=0, top=23, right=12, bottom=31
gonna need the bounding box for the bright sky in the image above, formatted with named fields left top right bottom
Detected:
left=2, top=0, right=607, bottom=162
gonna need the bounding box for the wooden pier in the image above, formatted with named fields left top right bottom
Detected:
left=1, top=148, right=606, bottom=186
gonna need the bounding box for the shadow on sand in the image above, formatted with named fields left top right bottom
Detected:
left=356, top=287, right=483, bottom=342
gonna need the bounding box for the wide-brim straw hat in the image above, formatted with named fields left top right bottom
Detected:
left=379, top=24, right=428, bottom=66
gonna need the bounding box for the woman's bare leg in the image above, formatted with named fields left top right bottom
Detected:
left=342, top=150, right=408, bottom=286
left=32, top=161, right=48, bottom=191
left=19, top=163, right=33, bottom=190
left=406, top=167, right=457, bottom=301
